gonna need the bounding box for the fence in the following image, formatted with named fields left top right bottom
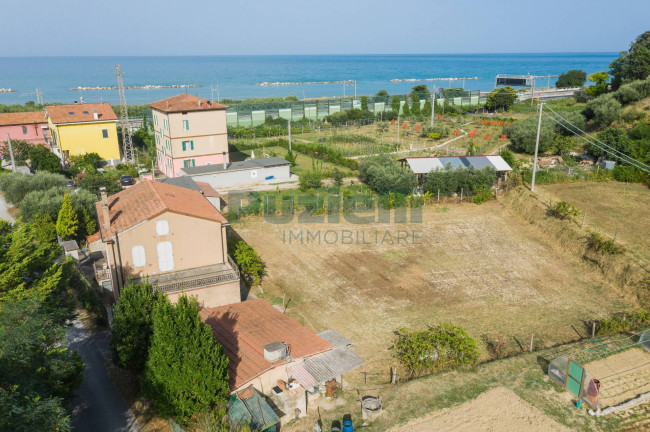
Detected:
left=225, top=91, right=487, bottom=127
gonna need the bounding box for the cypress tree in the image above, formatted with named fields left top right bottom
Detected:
left=143, top=296, right=229, bottom=424
left=401, top=98, right=410, bottom=116
left=56, top=193, right=78, bottom=240
left=410, top=92, right=421, bottom=115
left=111, top=282, right=164, bottom=372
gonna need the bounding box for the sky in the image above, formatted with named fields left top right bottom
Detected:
left=2, top=0, right=649, bottom=56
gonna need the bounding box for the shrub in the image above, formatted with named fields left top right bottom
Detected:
left=587, top=127, right=633, bottom=159
left=358, top=154, right=416, bottom=194
left=330, top=134, right=376, bottom=144
left=143, top=296, right=229, bottom=425
left=111, top=282, right=164, bottom=373
left=299, top=170, right=323, bottom=190
left=556, top=70, right=587, bottom=88
left=0, top=172, right=67, bottom=204
left=29, top=145, right=62, bottom=173
left=587, top=232, right=624, bottom=255
left=390, top=323, right=479, bottom=378
left=19, top=187, right=97, bottom=227
left=332, top=168, right=344, bottom=187
left=504, top=115, right=554, bottom=154
left=230, top=241, right=264, bottom=286
left=549, top=200, right=580, bottom=220
left=423, top=167, right=496, bottom=196
left=584, top=94, right=622, bottom=128
left=68, top=265, right=108, bottom=327
left=472, top=187, right=494, bottom=205
left=553, top=111, right=586, bottom=136
left=615, top=83, right=642, bottom=104
left=486, top=86, right=517, bottom=111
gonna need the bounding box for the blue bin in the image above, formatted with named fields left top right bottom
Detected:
left=342, top=420, right=353, bottom=432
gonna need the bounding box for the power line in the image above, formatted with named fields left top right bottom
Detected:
left=542, top=111, right=650, bottom=173
left=544, top=105, right=650, bottom=171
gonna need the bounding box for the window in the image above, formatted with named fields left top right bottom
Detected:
left=132, top=246, right=146, bottom=267
left=182, top=140, right=194, bottom=151
left=157, top=241, right=174, bottom=272
left=68, top=111, right=75, bottom=115
left=156, top=220, right=169, bottom=236
left=182, top=141, right=187, bottom=151
left=154, top=115, right=158, bottom=126
left=102, top=129, right=109, bottom=138
left=183, top=120, right=189, bottom=130
left=183, top=159, right=195, bottom=168
left=190, top=140, right=194, bottom=150
left=22, top=125, right=27, bottom=135
left=82, top=110, right=89, bottom=115
left=163, top=118, right=168, bottom=130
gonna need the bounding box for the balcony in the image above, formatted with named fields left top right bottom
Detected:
left=94, top=259, right=112, bottom=282
left=136, top=256, right=240, bottom=294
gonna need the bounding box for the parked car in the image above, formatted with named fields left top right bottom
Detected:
left=120, top=175, right=135, bottom=186
left=65, top=180, right=75, bottom=188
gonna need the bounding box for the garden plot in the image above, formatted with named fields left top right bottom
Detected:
left=233, top=200, right=632, bottom=371
left=586, top=348, right=650, bottom=409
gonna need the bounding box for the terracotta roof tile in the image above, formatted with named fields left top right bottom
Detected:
left=96, top=180, right=227, bottom=240
left=0, top=112, right=47, bottom=127
left=149, top=94, right=228, bottom=113
left=200, top=299, right=333, bottom=390
left=45, top=103, right=117, bottom=124
left=195, top=181, right=221, bottom=197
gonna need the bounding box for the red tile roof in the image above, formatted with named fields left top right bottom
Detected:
left=200, top=299, right=333, bottom=390
left=0, top=112, right=47, bottom=127
left=45, top=103, right=117, bottom=124
left=149, top=94, right=228, bottom=113
left=96, top=180, right=227, bottom=240
left=195, top=181, right=221, bottom=198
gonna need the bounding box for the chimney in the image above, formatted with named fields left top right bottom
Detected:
left=222, top=152, right=227, bottom=170
left=198, top=98, right=201, bottom=108
left=100, top=187, right=110, bottom=230
left=93, top=108, right=98, bottom=120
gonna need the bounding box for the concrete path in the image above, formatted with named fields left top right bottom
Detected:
left=0, top=193, right=15, bottom=222
left=67, top=319, right=140, bottom=432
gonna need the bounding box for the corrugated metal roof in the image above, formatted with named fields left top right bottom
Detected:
left=404, top=156, right=512, bottom=174
left=317, top=329, right=354, bottom=348
left=229, top=386, right=279, bottom=430
left=302, top=347, right=365, bottom=384
left=287, top=362, right=317, bottom=388
left=181, top=157, right=290, bottom=176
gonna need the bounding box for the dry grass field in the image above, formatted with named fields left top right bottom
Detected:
left=542, top=181, right=650, bottom=262
left=233, top=198, right=634, bottom=371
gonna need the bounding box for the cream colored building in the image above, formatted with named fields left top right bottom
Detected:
left=90, top=180, right=240, bottom=307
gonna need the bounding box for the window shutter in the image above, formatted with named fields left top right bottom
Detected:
left=182, top=141, right=186, bottom=151
left=132, top=246, right=146, bottom=267
left=156, top=220, right=169, bottom=235
left=157, top=241, right=174, bottom=272
left=190, top=140, right=194, bottom=150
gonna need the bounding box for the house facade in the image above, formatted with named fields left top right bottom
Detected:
left=45, top=103, right=120, bottom=162
left=0, top=112, right=50, bottom=147
left=149, top=94, right=229, bottom=178
left=201, top=299, right=364, bottom=423
left=91, top=180, right=240, bottom=307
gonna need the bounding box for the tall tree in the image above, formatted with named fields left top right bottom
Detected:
left=401, top=97, right=410, bottom=116
left=586, top=71, right=610, bottom=97
left=390, top=95, right=401, bottom=112
left=111, top=282, right=164, bottom=372
left=555, top=69, right=587, bottom=88
left=610, top=30, right=650, bottom=89
left=56, top=193, right=79, bottom=240
left=410, top=92, right=421, bottom=115
left=486, top=87, right=517, bottom=111
left=143, top=296, right=229, bottom=424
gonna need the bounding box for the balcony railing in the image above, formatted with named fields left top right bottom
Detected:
left=147, top=257, right=240, bottom=295
left=94, top=262, right=112, bottom=282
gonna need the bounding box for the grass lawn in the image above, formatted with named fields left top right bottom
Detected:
left=542, top=181, right=650, bottom=262
left=230, top=145, right=355, bottom=176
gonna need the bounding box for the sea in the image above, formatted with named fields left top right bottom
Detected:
left=0, top=53, right=618, bottom=106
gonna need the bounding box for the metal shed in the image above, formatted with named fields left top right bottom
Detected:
left=179, top=157, right=291, bottom=190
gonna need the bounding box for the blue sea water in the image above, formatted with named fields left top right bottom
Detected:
left=0, top=53, right=617, bottom=105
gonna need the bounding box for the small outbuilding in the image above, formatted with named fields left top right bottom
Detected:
left=179, top=157, right=291, bottom=190
left=400, top=155, right=513, bottom=185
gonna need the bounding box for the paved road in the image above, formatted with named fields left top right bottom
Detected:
left=67, top=319, right=140, bottom=432
left=0, top=193, right=15, bottom=222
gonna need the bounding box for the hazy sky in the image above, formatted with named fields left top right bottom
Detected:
left=3, top=0, right=648, bottom=56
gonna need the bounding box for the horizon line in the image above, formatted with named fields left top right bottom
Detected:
left=0, top=51, right=620, bottom=59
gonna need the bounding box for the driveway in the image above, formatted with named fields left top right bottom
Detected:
left=67, top=319, right=140, bottom=432
left=0, top=193, right=15, bottom=222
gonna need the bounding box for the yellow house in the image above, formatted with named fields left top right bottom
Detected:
left=45, top=103, right=121, bottom=162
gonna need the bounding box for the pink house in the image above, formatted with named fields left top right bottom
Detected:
left=150, top=94, right=229, bottom=178
left=0, top=112, right=49, bottom=148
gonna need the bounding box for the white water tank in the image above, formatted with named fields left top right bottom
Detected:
left=264, top=342, right=288, bottom=362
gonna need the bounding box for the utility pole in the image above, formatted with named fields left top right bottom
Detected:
left=354, top=81, right=357, bottom=98
left=35, top=88, right=43, bottom=105
left=397, top=113, right=400, bottom=145
left=288, top=120, right=292, bottom=153
left=115, top=64, right=135, bottom=164
left=430, top=85, right=436, bottom=128
left=530, top=76, right=535, bottom=106
left=530, top=103, right=544, bottom=192
left=6, top=134, right=16, bottom=173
